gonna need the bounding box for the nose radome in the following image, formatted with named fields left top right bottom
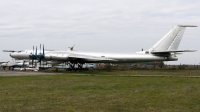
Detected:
left=10, top=53, right=16, bottom=58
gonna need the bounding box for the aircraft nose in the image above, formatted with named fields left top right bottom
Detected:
left=10, top=53, right=15, bottom=58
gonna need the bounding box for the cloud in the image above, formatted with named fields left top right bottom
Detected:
left=0, top=0, right=200, bottom=64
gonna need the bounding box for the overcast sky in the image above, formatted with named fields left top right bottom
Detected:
left=0, top=0, right=199, bottom=65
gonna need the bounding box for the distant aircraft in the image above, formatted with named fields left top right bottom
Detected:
left=3, top=25, right=197, bottom=70
left=0, top=61, right=28, bottom=70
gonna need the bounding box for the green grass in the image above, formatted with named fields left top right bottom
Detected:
left=0, top=70, right=200, bottom=112
left=76, top=69, right=200, bottom=76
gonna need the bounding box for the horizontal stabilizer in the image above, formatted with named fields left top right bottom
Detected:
left=151, top=50, right=197, bottom=54
left=178, top=25, right=197, bottom=27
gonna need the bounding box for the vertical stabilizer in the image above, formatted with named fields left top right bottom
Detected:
left=149, top=25, right=197, bottom=52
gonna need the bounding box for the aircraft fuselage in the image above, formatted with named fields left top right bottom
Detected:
left=10, top=50, right=177, bottom=63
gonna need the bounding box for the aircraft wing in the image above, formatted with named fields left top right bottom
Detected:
left=3, top=50, right=22, bottom=52
left=68, top=54, right=117, bottom=63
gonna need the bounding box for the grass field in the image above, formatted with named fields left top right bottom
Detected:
left=0, top=70, right=200, bottom=112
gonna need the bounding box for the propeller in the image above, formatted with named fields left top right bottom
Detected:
left=29, top=44, right=45, bottom=67
left=29, top=46, right=37, bottom=66
left=37, top=44, right=45, bottom=67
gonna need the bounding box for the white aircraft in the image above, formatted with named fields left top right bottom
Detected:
left=0, top=61, right=28, bottom=70
left=3, top=25, right=197, bottom=70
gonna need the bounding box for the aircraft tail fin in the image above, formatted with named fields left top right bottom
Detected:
left=149, top=25, right=197, bottom=52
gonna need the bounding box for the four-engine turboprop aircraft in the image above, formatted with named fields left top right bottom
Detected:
left=3, top=25, right=197, bottom=69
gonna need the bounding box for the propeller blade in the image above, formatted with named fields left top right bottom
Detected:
left=40, top=44, right=41, bottom=54
left=33, top=46, right=34, bottom=54
left=43, top=44, right=44, bottom=55
left=35, top=46, right=37, bottom=55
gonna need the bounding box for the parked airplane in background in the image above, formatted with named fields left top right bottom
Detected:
left=3, top=25, right=197, bottom=70
left=0, top=61, right=28, bottom=70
